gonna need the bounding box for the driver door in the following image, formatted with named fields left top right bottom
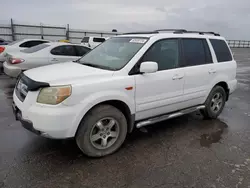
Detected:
left=134, top=39, right=185, bottom=121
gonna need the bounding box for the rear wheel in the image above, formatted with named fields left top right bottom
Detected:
left=76, top=105, right=127, bottom=157
left=201, top=86, right=226, bottom=119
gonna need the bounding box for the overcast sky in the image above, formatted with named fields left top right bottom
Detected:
left=1, top=0, right=250, bottom=39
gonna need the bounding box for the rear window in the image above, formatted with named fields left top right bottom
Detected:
left=81, top=37, right=89, bottom=43
left=93, top=38, right=106, bottom=43
left=210, top=39, right=232, bottom=62
left=21, top=43, right=50, bottom=53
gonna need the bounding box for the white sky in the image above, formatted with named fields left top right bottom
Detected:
left=1, top=0, right=250, bottom=39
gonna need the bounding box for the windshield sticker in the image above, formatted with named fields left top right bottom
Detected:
left=130, top=39, right=147, bottom=44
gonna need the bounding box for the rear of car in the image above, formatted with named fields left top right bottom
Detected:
left=0, top=39, right=50, bottom=65
left=3, top=43, right=91, bottom=77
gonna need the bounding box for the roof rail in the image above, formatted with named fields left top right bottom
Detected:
left=155, top=29, right=187, bottom=33
left=183, top=30, right=220, bottom=36
left=122, top=29, right=220, bottom=36
left=122, top=31, right=158, bottom=35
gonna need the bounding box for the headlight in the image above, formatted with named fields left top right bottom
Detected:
left=37, top=85, right=72, bottom=105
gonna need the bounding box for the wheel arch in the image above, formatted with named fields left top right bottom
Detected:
left=74, top=99, right=135, bottom=137
left=214, top=81, right=229, bottom=101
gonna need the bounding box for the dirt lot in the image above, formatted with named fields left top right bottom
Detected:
left=0, top=48, right=250, bottom=188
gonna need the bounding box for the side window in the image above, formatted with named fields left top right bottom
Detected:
left=181, top=39, right=208, bottom=67
left=93, top=38, right=106, bottom=43
left=210, top=39, right=232, bottom=62
left=19, top=41, right=48, bottom=48
left=51, top=45, right=76, bottom=56
left=141, top=39, right=179, bottom=71
left=74, top=46, right=90, bottom=56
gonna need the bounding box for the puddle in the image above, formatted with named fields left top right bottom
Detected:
left=200, top=120, right=228, bottom=147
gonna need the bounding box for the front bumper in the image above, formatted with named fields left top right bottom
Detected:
left=3, top=61, right=22, bottom=78
left=13, top=90, right=81, bottom=139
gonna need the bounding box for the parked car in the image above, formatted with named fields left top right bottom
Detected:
left=3, top=42, right=91, bottom=77
left=0, top=39, right=50, bottom=64
left=12, top=30, right=237, bottom=157
left=81, top=36, right=108, bottom=48
left=0, top=38, right=10, bottom=45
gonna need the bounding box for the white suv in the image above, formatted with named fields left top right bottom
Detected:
left=12, top=29, right=237, bottom=157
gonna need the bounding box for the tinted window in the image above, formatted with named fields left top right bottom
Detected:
left=51, top=45, right=76, bottom=56
left=75, top=46, right=90, bottom=56
left=142, top=39, right=179, bottom=71
left=81, top=37, right=89, bottom=43
left=182, top=39, right=209, bottom=67
left=0, top=39, right=4, bottom=43
left=93, top=38, right=106, bottom=43
left=21, top=44, right=50, bottom=53
left=210, top=39, right=232, bottom=62
left=19, top=40, right=48, bottom=48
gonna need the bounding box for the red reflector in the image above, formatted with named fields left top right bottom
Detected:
left=11, top=58, right=24, bottom=64
left=125, top=86, right=133, bottom=90
left=0, top=46, right=5, bottom=53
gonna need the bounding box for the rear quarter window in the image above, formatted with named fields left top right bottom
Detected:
left=210, top=39, right=232, bottom=62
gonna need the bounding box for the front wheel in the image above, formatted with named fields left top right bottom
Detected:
left=201, top=86, right=227, bottom=119
left=76, top=105, right=127, bottom=157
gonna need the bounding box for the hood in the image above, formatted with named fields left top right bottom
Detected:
left=24, top=62, right=114, bottom=85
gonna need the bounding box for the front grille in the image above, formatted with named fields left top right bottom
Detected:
left=15, top=77, right=28, bottom=102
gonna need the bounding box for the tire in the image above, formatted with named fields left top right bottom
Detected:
left=76, top=104, right=128, bottom=157
left=201, top=86, right=227, bottom=119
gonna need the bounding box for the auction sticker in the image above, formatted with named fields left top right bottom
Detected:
left=130, top=39, right=147, bottom=44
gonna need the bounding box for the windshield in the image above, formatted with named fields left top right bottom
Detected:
left=79, top=37, right=148, bottom=70
left=21, top=43, right=50, bottom=53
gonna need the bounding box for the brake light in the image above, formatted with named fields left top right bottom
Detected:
left=10, top=58, right=25, bottom=64
left=0, top=46, right=5, bottom=53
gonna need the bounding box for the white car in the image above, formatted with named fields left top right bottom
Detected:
left=0, top=39, right=50, bottom=64
left=3, top=42, right=91, bottom=77
left=12, top=30, right=237, bottom=157
left=81, top=36, right=108, bottom=48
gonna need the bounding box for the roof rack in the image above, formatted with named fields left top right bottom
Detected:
left=182, top=31, right=220, bottom=36
left=122, top=29, right=220, bottom=36
left=155, top=29, right=187, bottom=33
left=122, top=31, right=158, bottom=35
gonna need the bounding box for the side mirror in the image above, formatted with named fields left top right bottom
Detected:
left=140, top=61, right=158, bottom=74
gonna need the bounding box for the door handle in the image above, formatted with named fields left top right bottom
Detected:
left=172, top=75, right=184, bottom=80
left=51, top=58, right=59, bottom=62
left=208, top=69, right=216, bottom=74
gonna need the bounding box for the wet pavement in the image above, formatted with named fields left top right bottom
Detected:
left=0, top=48, right=250, bottom=188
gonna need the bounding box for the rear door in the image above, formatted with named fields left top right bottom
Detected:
left=181, top=38, right=215, bottom=107
left=49, top=45, right=79, bottom=63
left=209, top=39, right=236, bottom=93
